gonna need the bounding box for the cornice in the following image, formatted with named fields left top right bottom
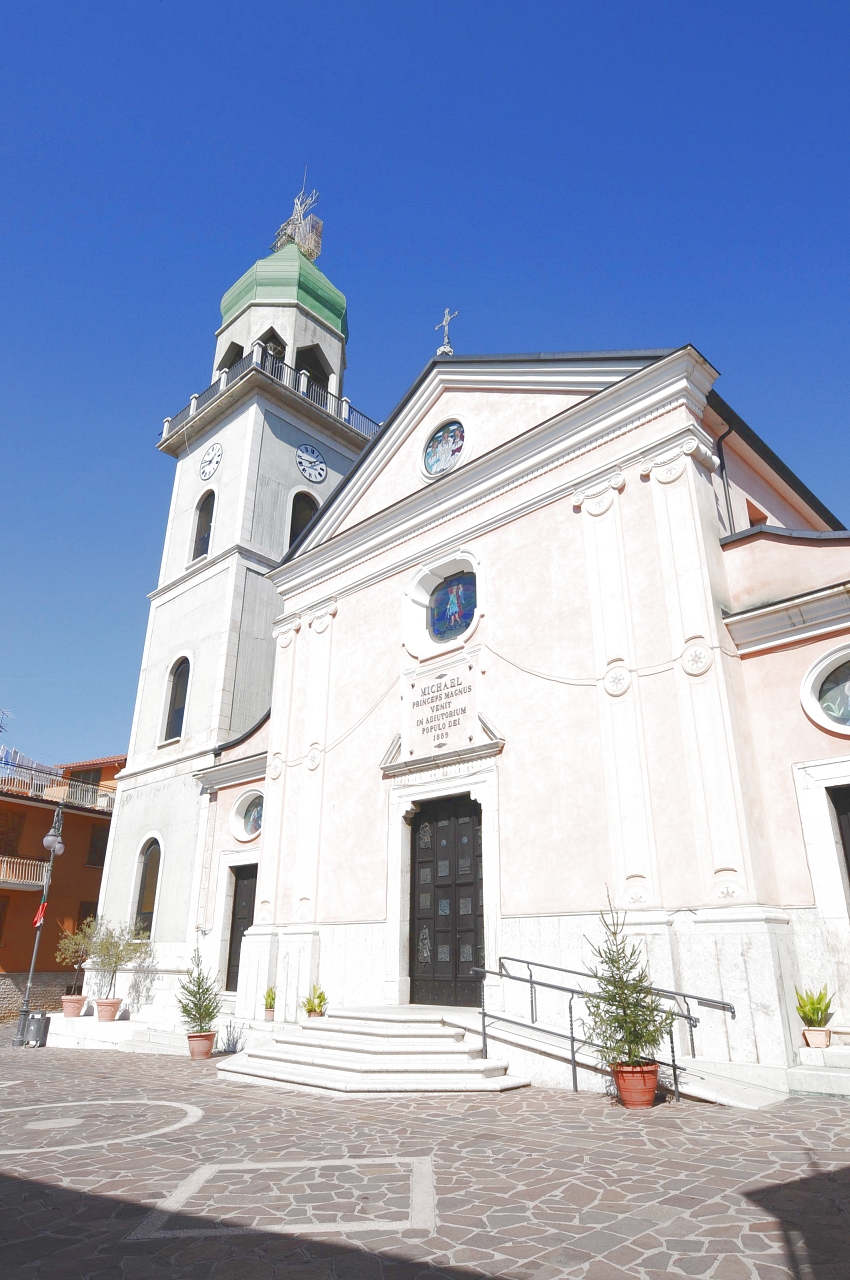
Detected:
left=158, top=369, right=368, bottom=458
left=116, top=745, right=218, bottom=785
left=269, top=415, right=718, bottom=612
left=194, top=752, right=267, bottom=793
left=724, top=580, right=850, bottom=655
left=294, top=347, right=717, bottom=556
left=150, top=544, right=278, bottom=601
left=214, top=296, right=344, bottom=343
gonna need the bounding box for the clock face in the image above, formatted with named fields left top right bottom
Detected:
left=199, top=442, right=222, bottom=481
left=296, top=443, right=327, bottom=483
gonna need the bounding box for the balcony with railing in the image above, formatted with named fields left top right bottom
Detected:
left=0, top=855, right=49, bottom=891
left=163, top=344, right=381, bottom=442
left=0, top=762, right=117, bottom=813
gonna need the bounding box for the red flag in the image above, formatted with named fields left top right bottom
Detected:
left=32, top=902, right=47, bottom=928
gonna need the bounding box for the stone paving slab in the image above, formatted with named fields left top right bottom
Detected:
left=0, top=1041, right=848, bottom=1278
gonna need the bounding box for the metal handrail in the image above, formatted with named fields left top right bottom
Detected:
left=0, top=763, right=116, bottom=813
left=472, top=955, right=737, bottom=1102
left=0, top=855, right=49, bottom=889
left=497, top=954, right=735, bottom=1057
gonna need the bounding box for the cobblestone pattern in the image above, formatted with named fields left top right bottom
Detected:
left=0, top=973, right=68, bottom=1021
left=0, top=1039, right=848, bottom=1278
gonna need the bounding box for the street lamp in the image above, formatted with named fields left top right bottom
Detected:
left=12, top=805, right=65, bottom=1048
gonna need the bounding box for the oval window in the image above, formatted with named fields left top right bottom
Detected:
left=818, top=661, right=850, bottom=726
left=428, top=573, right=477, bottom=642
left=230, top=790, right=264, bottom=842
left=423, top=421, right=464, bottom=476
left=243, top=795, right=263, bottom=836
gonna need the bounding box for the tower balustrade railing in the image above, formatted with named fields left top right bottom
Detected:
left=162, top=345, right=382, bottom=442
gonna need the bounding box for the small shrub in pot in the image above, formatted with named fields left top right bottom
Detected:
left=583, top=898, right=674, bottom=1108
left=86, top=921, right=154, bottom=1021
left=796, top=985, right=834, bottom=1048
left=301, top=985, right=328, bottom=1017
left=264, top=986, right=276, bottom=1021
left=55, top=916, right=96, bottom=1016
left=177, top=947, right=223, bottom=1059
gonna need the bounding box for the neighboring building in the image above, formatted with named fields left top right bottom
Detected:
left=98, top=204, right=850, bottom=1093
left=0, top=753, right=124, bottom=1019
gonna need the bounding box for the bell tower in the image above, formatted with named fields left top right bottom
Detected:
left=212, top=186, right=347, bottom=404
left=99, top=194, right=375, bottom=972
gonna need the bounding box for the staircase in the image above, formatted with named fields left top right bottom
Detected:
left=217, top=1007, right=530, bottom=1093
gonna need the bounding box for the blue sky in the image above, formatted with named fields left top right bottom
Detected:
left=1, top=2, right=848, bottom=764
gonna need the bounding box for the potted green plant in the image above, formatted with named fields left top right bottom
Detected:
left=796, top=985, right=834, bottom=1048
left=264, top=986, right=276, bottom=1021
left=55, top=915, right=96, bottom=1016
left=177, top=947, right=223, bottom=1059
left=301, top=984, right=328, bottom=1018
left=583, top=899, right=675, bottom=1108
left=87, top=921, right=154, bottom=1021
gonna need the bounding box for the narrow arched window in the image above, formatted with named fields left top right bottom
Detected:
left=289, top=492, right=319, bottom=546
left=165, top=659, right=190, bottom=740
left=135, top=840, right=161, bottom=936
left=192, top=492, right=214, bottom=560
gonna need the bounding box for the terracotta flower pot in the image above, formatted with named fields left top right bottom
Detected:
left=95, top=999, right=122, bottom=1022
left=307, top=1010, right=325, bottom=1018
left=61, top=995, right=87, bottom=1018
left=187, top=1031, right=216, bottom=1060
left=803, top=1027, right=832, bottom=1048
left=613, top=1062, right=659, bottom=1109
left=264, top=1008, right=275, bottom=1021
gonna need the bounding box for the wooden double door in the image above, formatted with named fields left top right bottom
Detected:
left=410, top=796, right=483, bottom=1007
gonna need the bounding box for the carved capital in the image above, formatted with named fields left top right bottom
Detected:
left=308, top=600, right=338, bottom=633
left=640, top=434, right=719, bottom=483
left=275, top=616, right=301, bottom=648
left=573, top=472, right=625, bottom=516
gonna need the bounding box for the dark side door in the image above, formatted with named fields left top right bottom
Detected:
left=226, top=864, right=257, bottom=991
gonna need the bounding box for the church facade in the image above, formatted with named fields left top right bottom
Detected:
left=98, top=224, right=850, bottom=1084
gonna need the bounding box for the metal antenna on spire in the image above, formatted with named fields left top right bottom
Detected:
left=271, top=177, right=323, bottom=260
left=435, top=308, right=458, bottom=356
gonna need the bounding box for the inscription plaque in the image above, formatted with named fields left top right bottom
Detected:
left=405, top=659, right=477, bottom=759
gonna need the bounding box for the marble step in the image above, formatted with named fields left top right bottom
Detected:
left=798, top=1045, right=850, bottom=1069
left=788, top=1064, right=850, bottom=1097
left=294, top=1015, right=465, bottom=1042
left=273, top=1029, right=475, bottom=1056
left=243, top=1043, right=500, bottom=1076
left=217, top=1007, right=530, bottom=1094
left=217, top=1053, right=529, bottom=1094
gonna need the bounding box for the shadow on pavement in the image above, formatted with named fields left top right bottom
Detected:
left=746, top=1162, right=850, bottom=1280
left=0, top=1169, right=479, bottom=1279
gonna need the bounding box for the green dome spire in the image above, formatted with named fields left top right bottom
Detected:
left=220, top=243, right=348, bottom=341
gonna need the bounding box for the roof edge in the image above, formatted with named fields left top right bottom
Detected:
left=707, top=391, right=844, bottom=532
left=212, top=708, right=271, bottom=758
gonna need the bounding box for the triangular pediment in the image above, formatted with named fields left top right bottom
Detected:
left=285, top=350, right=673, bottom=560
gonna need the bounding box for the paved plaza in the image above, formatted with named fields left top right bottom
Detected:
left=0, top=1041, right=848, bottom=1279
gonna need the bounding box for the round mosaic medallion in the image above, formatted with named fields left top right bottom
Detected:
left=423, top=421, right=464, bottom=476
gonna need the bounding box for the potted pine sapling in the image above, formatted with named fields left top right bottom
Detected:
left=264, top=986, right=276, bottom=1021
left=177, top=947, right=223, bottom=1059
left=55, top=915, right=96, bottom=1016
left=796, top=985, right=834, bottom=1048
left=301, top=984, right=328, bottom=1018
left=583, top=899, right=675, bottom=1109
left=87, top=921, right=153, bottom=1021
